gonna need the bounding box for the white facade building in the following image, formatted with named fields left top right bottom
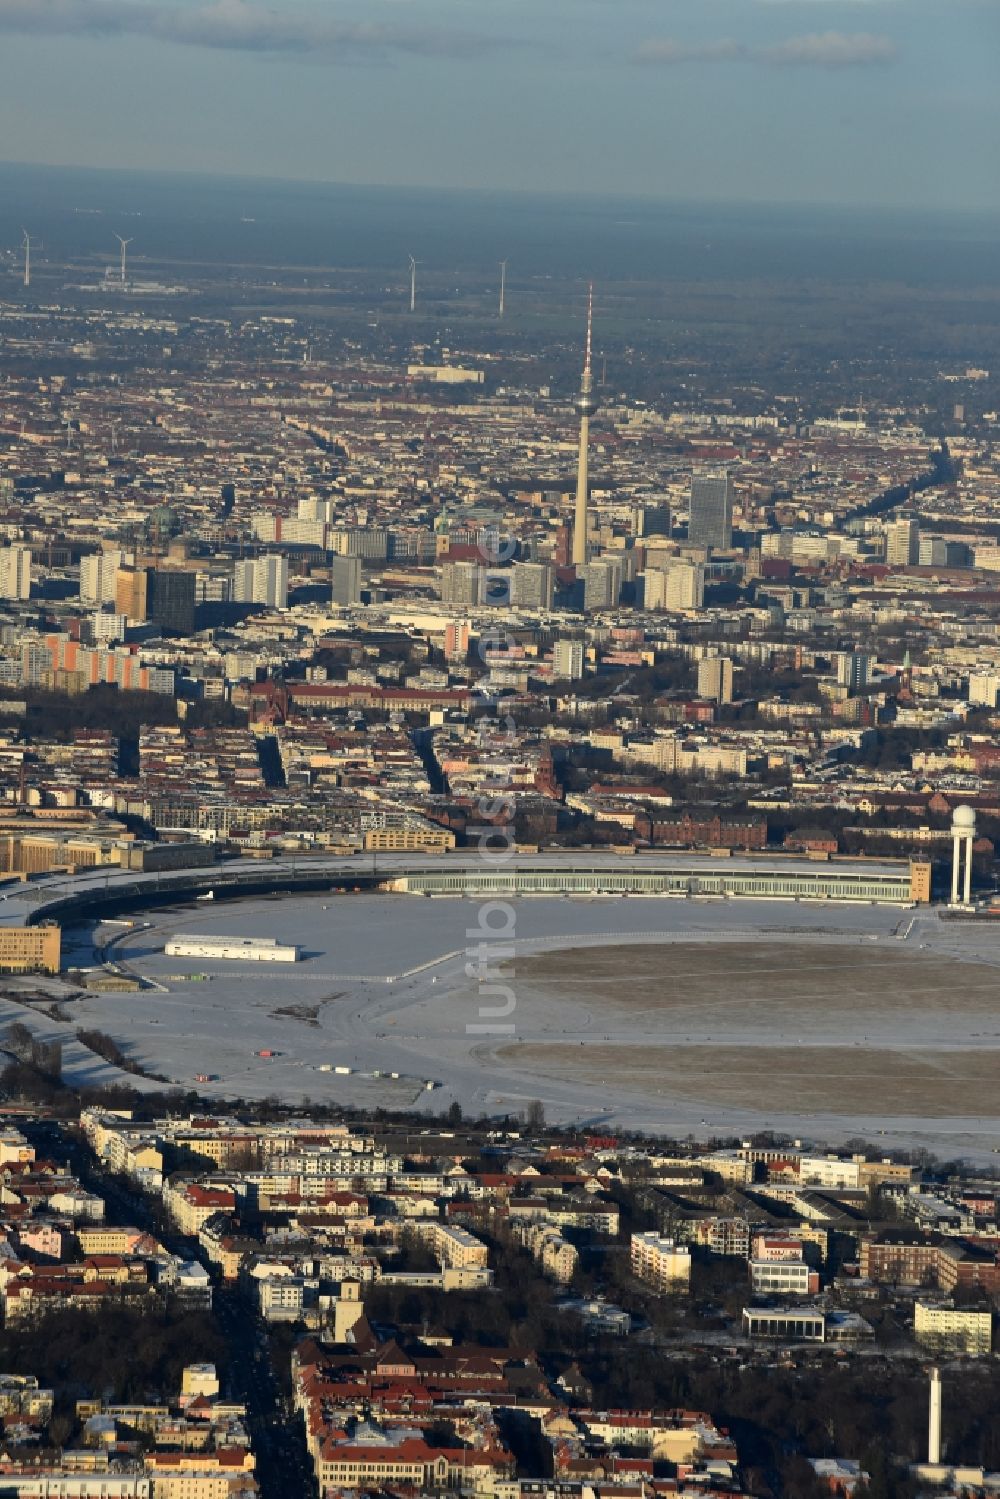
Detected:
left=968, top=672, right=1000, bottom=708
left=0, top=544, right=32, bottom=601
left=749, top=1259, right=816, bottom=1296
left=915, top=1303, right=992, bottom=1355
left=164, top=935, right=300, bottom=963
left=886, top=514, right=919, bottom=567
left=234, top=554, right=288, bottom=609
left=80, top=549, right=125, bottom=605
left=798, top=1155, right=863, bottom=1190
left=91, top=611, right=129, bottom=642
left=553, top=639, right=585, bottom=680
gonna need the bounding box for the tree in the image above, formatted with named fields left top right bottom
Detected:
left=446, top=1101, right=463, bottom=1127
left=525, top=1100, right=545, bottom=1133
left=4, top=1022, right=34, bottom=1060
left=47, top=1412, right=74, bottom=1449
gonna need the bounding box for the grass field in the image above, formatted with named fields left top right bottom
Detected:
left=497, top=942, right=1000, bottom=1120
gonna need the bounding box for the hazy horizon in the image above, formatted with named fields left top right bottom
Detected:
left=3, top=159, right=998, bottom=290
left=4, top=155, right=1000, bottom=222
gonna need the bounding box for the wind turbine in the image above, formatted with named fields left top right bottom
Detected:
left=114, top=234, right=133, bottom=290
left=499, top=259, right=507, bottom=319
left=20, top=231, right=31, bottom=289
left=408, top=254, right=420, bottom=313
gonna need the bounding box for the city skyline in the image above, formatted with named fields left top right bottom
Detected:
left=0, top=7, right=997, bottom=1491
left=0, top=0, right=996, bottom=212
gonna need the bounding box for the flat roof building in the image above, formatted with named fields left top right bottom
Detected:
left=689, top=472, right=733, bottom=551
left=743, top=1307, right=825, bottom=1342
left=164, top=935, right=299, bottom=963
left=0, top=924, right=60, bottom=974
left=631, top=1232, right=691, bottom=1290
left=914, top=1302, right=992, bottom=1355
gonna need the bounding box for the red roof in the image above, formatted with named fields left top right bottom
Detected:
left=184, top=1185, right=236, bottom=1207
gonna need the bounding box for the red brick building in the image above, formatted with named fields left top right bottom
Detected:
left=637, top=813, right=767, bottom=851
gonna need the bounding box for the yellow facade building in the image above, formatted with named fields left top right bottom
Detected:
left=915, top=1301, right=992, bottom=1354
left=0, top=924, right=60, bottom=974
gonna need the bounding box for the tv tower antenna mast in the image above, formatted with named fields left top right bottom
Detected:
left=572, top=283, right=598, bottom=570
left=499, top=259, right=507, bottom=319
left=114, top=234, right=133, bottom=290
left=21, top=231, right=31, bottom=289
left=408, top=254, right=419, bottom=313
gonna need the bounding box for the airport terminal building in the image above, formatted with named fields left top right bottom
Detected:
left=387, top=855, right=932, bottom=905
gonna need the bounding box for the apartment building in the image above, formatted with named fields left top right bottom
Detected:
left=0, top=544, right=32, bottom=601
left=630, top=1232, right=691, bottom=1290
left=0, top=1375, right=54, bottom=1422
left=914, top=1301, right=993, bottom=1354
left=512, top=1221, right=579, bottom=1284
left=164, top=1183, right=238, bottom=1236
left=698, top=655, right=734, bottom=705
left=860, top=1236, right=1000, bottom=1292
left=257, top=1276, right=311, bottom=1323
left=685, top=1216, right=752, bottom=1258
left=418, top=1222, right=489, bottom=1271
left=234, top=554, right=288, bottom=609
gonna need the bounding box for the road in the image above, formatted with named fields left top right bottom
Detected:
left=26, top=1120, right=316, bottom=1499
left=215, top=1287, right=316, bottom=1499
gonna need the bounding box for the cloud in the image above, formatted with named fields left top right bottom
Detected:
left=0, top=0, right=500, bottom=59
left=634, top=29, right=899, bottom=67
left=634, top=38, right=747, bottom=64
left=761, top=30, right=899, bottom=64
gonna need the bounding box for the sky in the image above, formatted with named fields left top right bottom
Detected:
left=0, top=0, right=997, bottom=211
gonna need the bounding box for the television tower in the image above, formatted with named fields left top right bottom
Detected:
left=572, top=284, right=597, bottom=569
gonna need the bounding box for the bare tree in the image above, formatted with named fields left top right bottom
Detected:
left=4, top=1022, right=33, bottom=1060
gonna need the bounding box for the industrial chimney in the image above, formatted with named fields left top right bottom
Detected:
left=928, top=1367, right=942, bottom=1465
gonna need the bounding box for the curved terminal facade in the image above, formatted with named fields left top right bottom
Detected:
left=389, top=859, right=924, bottom=903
